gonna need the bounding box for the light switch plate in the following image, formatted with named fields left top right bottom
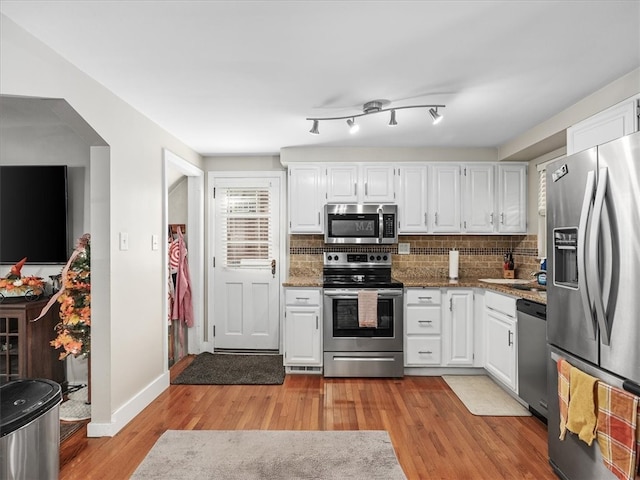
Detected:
left=398, top=243, right=410, bottom=255
left=151, top=234, right=159, bottom=251
left=119, top=232, right=129, bottom=251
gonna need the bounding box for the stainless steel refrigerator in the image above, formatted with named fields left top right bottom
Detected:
left=546, top=130, right=640, bottom=480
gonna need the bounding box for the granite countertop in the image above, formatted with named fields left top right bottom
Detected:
left=283, top=274, right=546, bottom=304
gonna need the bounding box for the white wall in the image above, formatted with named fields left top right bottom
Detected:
left=0, top=14, right=202, bottom=436
left=280, top=146, right=498, bottom=165
left=204, top=155, right=284, bottom=171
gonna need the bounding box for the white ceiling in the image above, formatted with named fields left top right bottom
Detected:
left=1, top=1, right=639, bottom=156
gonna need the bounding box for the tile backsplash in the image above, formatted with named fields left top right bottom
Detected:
left=289, top=234, right=541, bottom=279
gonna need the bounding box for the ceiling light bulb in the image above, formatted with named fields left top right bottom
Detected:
left=309, top=120, right=319, bottom=135
left=347, top=118, right=359, bottom=134
left=429, top=108, right=443, bottom=125
left=389, top=110, right=397, bottom=127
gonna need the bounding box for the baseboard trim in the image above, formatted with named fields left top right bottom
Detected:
left=87, top=371, right=170, bottom=437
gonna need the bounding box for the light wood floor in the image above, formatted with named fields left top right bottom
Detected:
left=60, top=356, right=556, bottom=479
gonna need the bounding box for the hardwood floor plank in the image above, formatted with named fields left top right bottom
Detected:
left=60, top=367, right=556, bottom=479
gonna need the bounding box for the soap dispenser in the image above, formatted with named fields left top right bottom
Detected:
left=537, top=258, right=547, bottom=285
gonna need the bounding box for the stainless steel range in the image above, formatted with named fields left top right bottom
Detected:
left=322, top=251, right=404, bottom=378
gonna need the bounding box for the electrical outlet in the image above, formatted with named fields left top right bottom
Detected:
left=398, top=243, right=410, bottom=255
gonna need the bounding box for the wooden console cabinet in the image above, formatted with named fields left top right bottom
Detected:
left=0, top=298, right=66, bottom=385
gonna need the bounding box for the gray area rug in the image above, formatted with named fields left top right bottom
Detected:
left=131, top=430, right=407, bottom=480
left=172, top=352, right=285, bottom=385
left=442, top=375, right=531, bottom=416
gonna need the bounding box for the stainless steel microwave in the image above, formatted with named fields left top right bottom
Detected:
left=324, top=204, right=398, bottom=244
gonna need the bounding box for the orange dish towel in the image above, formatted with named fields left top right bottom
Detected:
left=357, top=290, right=378, bottom=328
left=596, top=383, right=639, bottom=480
left=558, top=358, right=571, bottom=440
left=566, top=366, right=599, bottom=446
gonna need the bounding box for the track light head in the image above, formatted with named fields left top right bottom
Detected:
left=347, top=118, right=359, bottom=134
left=309, top=120, right=319, bottom=135
left=388, top=110, right=397, bottom=127
left=429, top=107, right=443, bottom=125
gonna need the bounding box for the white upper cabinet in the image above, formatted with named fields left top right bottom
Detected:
left=429, top=164, right=461, bottom=233
left=567, top=96, right=639, bottom=155
left=326, top=164, right=359, bottom=203
left=287, top=160, right=527, bottom=235
left=326, top=164, right=396, bottom=203
left=397, top=164, right=428, bottom=233
left=362, top=164, right=396, bottom=203
left=497, top=164, right=527, bottom=233
left=288, top=164, right=326, bottom=233
left=462, top=164, right=495, bottom=233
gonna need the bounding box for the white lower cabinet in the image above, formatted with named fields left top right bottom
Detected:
left=284, top=288, right=322, bottom=367
left=484, top=291, right=518, bottom=392
left=405, top=288, right=475, bottom=368
left=404, top=288, right=442, bottom=366
left=442, top=289, right=474, bottom=366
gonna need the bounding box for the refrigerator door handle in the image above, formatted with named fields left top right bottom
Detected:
left=588, top=167, right=611, bottom=346
left=577, top=170, right=597, bottom=340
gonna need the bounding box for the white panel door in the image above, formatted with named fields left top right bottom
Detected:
left=362, top=164, right=396, bottom=203
left=463, top=164, right=495, bottom=233
left=429, top=164, right=461, bottom=233
left=497, top=164, right=527, bottom=233
left=288, top=164, right=325, bottom=233
left=326, top=165, right=359, bottom=203
left=397, top=164, right=428, bottom=233
left=484, top=308, right=517, bottom=391
left=443, top=289, right=474, bottom=366
left=213, top=177, right=280, bottom=350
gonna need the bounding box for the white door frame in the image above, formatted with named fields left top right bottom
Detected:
left=162, top=149, right=205, bottom=364
left=208, top=170, right=286, bottom=352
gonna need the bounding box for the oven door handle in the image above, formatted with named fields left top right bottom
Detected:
left=323, top=289, right=403, bottom=298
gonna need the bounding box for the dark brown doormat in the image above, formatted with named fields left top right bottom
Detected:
left=171, top=352, right=285, bottom=385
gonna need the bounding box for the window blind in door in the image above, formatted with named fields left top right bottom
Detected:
left=217, top=187, right=273, bottom=268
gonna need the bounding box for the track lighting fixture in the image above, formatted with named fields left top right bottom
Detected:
left=429, top=107, right=443, bottom=125
left=306, top=100, right=445, bottom=135
left=347, top=118, right=359, bottom=134
left=389, top=109, right=397, bottom=127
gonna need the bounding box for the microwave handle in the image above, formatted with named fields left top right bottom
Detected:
left=378, top=208, right=384, bottom=244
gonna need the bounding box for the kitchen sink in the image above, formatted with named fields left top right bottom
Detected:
left=511, top=284, right=546, bottom=292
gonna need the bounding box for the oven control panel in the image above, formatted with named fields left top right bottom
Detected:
left=324, top=252, right=391, bottom=267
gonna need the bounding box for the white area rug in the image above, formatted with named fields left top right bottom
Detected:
left=442, top=375, right=531, bottom=416
left=60, top=386, right=91, bottom=421
left=131, top=430, right=407, bottom=480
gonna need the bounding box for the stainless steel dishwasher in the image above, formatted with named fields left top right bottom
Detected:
left=516, top=298, right=547, bottom=421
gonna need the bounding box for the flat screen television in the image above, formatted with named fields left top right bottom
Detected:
left=0, top=165, right=69, bottom=264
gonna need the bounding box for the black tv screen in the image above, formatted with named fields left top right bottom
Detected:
left=0, top=165, right=69, bottom=264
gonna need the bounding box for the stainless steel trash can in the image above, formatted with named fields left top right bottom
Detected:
left=1, top=379, right=62, bottom=480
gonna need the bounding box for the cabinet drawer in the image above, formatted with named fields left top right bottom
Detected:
left=406, top=289, right=441, bottom=305
left=485, top=290, right=517, bottom=317
left=406, top=306, right=441, bottom=334
left=285, top=289, right=321, bottom=306
left=406, top=337, right=442, bottom=365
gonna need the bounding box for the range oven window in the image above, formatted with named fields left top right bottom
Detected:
left=331, top=298, right=394, bottom=337
left=328, top=214, right=379, bottom=239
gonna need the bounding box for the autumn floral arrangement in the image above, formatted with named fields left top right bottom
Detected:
left=50, top=234, right=91, bottom=359
left=0, top=257, right=45, bottom=300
